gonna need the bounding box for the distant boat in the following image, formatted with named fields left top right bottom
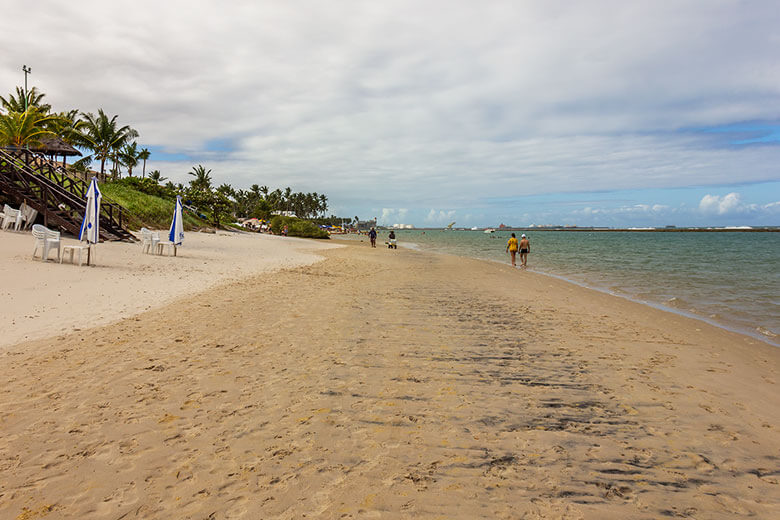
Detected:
left=484, top=228, right=495, bottom=234
left=471, top=226, right=478, bottom=231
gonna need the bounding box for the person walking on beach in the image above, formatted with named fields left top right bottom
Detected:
left=506, top=233, right=518, bottom=267
left=388, top=230, right=397, bottom=249
left=519, top=233, right=530, bottom=267
left=368, top=227, right=377, bottom=248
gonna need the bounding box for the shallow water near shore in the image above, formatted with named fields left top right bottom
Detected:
left=345, top=230, right=780, bottom=345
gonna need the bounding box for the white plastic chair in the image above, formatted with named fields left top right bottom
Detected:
left=140, top=228, right=160, bottom=254
left=2, top=204, right=23, bottom=231
left=20, top=204, right=38, bottom=231
left=32, top=224, right=61, bottom=262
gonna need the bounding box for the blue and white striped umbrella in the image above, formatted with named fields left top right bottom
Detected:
left=169, top=195, right=184, bottom=245
left=79, top=177, right=101, bottom=244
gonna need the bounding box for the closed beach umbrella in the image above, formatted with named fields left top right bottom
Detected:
left=79, top=177, right=101, bottom=265
left=169, top=195, right=184, bottom=245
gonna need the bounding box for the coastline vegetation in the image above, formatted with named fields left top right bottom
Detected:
left=0, top=85, right=347, bottom=237
left=269, top=215, right=329, bottom=239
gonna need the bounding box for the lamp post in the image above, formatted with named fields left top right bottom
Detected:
left=22, top=65, right=31, bottom=111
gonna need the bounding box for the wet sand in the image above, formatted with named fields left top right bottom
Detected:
left=1, top=241, right=778, bottom=519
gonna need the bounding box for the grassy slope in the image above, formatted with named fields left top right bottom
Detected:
left=99, top=183, right=205, bottom=231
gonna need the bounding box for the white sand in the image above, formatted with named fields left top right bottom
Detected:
left=0, top=229, right=339, bottom=349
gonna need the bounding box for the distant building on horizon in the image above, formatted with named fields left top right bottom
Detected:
left=355, top=218, right=377, bottom=231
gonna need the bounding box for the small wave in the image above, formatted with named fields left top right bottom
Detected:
left=666, top=297, right=689, bottom=308
left=756, top=327, right=778, bottom=338
left=401, top=242, right=421, bottom=251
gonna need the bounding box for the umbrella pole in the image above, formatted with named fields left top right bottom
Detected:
left=87, top=246, right=91, bottom=266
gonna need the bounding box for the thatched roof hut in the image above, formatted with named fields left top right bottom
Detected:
left=2, top=136, right=82, bottom=166
left=30, top=136, right=82, bottom=157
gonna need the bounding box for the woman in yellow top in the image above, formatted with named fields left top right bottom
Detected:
left=506, top=233, right=518, bottom=267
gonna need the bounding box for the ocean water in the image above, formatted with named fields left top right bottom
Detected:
left=342, top=230, right=780, bottom=345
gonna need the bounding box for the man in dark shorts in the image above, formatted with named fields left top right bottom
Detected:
left=519, top=234, right=530, bottom=267
left=368, top=227, right=377, bottom=248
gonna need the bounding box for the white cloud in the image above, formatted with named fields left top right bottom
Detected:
left=560, top=193, right=779, bottom=227
left=425, top=209, right=456, bottom=223
left=699, top=193, right=749, bottom=215
left=379, top=207, right=408, bottom=225
left=2, top=1, right=779, bottom=225
left=697, top=194, right=780, bottom=219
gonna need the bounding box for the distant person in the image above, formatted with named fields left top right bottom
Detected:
left=282, top=224, right=288, bottom=237
left=519, top=234, right=530, bottom=267
left=368, top=227, right=377, bottom=248
left=506, top=233, right=518, bottom=267
left=388, top=230, right=397, bottom=249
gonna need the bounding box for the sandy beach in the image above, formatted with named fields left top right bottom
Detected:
left=1, top=235, right=778, bottom=519
left=0, top=230, right=338, bottom=350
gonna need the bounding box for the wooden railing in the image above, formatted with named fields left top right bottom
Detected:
left=1, top=149, right=147, bottom=236
left=0, top=149, right=141, bottom=241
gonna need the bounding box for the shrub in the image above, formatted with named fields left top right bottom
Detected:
left=270, top=216, right=329, bottom=239
left=114, top=176, right=176, bottom=199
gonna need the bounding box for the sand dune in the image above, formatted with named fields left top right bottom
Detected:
left=0, top=239, right=778, bottom=519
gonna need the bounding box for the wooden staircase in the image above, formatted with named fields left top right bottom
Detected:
left=0, top=148, right=139, bottom=242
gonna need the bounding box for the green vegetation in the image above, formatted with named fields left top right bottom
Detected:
left=1, top=85, right=351, bottom=236
left=75, top=109, right=138, bottom=177
left=100, top=181, right=205, bottom=230
left=0, top=107, right=61, bottom=148
left=270, top=216, right=329, bottom=239
left=112, top=176, right=175, bottom=199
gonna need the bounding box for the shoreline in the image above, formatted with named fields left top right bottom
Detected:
left=337, top=235, right=778, bottom=347
left=495, top=258, right=779, bottom=348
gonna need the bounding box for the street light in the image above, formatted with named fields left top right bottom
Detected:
left=22, top=64, right=31, bottom=111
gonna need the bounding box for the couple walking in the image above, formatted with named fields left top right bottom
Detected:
left=506, top=233, right=530, bottom=268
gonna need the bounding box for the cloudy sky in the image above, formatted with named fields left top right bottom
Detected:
left=3, top=0, right=779, bottom=227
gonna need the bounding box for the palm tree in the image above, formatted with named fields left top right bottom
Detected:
left=148, top=170, right=167, bottom=183
left=319, top=194, right=328, bottom=217
left=0, top=86, right=51, bottom=113
left=138, top=147, right=151, bottom=177
left=109, top=150, right=121, bottom=179
left=260, top=185, right=269, bottom=198
left=76, top=109, right=138, bottom=176
left=0, top=108, right=61, bottom=148
left=217, top=183, right=235, bottom=198
left=119, top=141, right=140, bottom=176
left=188, top=165, right=212, bottom=191
left=47, top=109, right=84, bottom=146
left=283, top=186, right=292, bottom=212
left=268, top=189, right=283, bottom=211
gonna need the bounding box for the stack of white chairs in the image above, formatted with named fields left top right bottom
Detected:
left=2, top=204, right=23, bottom=231
left=140, top=227, right=160, bottom=254
left=31, top=224, right=61, bottom=262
